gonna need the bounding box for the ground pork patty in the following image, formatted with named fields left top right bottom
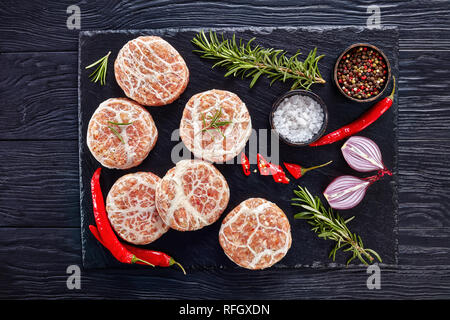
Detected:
left=219, top=198, right=292, bottom=270
left=155, top=159, right=230, bottom=231
left=114, top=36, right=189, bottom=106
left=87, top=97, right=157, bottom=169
left=179, top=89, right=252, bottom=163
left=106, top=172, right=169, bottom=245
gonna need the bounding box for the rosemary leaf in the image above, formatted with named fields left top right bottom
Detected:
left=86, top=51, right=111, bottom=86
left=192, top=30, right=325, bottom=91
left=214, top=121, right=233, bottom=127
left=107, top=121, right=134, bottom=126
left=200, top=107, right=232, bottom=139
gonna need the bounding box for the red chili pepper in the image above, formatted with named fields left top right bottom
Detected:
left=270, top=163, right=290, bottom=184
left=257, top=153, right=274, bottom=176
left=89, top=225, right=186, bottom=274
left=256, top=154, right=289, bottom=184
left=240, top=152, right=251, bottom=176
left=91, top=168, right=149, bottom=265
left=283, top=160, right=333, bottom=179
left=90, top=168, right=185, bottom=273
left=310, top=76, right=395, bottom=147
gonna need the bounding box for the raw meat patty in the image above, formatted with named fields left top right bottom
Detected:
left=114, top=36, right=189, bottom=106
left=87, top=98, right=157, bottom=169
left=179, top=89, right=252, bottom=163
left=155, top=159, right=230, bottom=231
left=219, top=198, right=292, bottom=270
left=106, top=172, right=169, bottom=245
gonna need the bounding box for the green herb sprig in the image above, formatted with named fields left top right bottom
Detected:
left=201, top=107, right=232, bottom=139
left=292, top=186, right=382, bottom=265
left=192, top=30, right=325, bottom=90
left=85, top=51, right=111, bottom=85
left=106, top=121, right=134, bottom=144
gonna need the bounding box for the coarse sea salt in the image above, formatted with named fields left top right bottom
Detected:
left=273, top=94, right=324, bottom=143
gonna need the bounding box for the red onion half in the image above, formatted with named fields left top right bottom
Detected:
left=341, top=136, right=384, bottom=172
left=323, top=175, right=370, bottom=210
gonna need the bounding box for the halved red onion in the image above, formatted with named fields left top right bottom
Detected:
left=341, top=136, right=384, bottom=172
left=323, top=175, right=370, bottom=210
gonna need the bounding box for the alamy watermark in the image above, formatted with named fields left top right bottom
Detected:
left=66, top=265, right=81, bottom=290
left=66, top=5, right=81, bottom=30
left=367, top=5, right=381, bottom=29
left=366, top=264, right=381, bottom=290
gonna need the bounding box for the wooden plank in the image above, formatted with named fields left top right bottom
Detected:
left=0, top=140, right=79, bottom=227
left=399, top=228, right=450, bottom=266
left=399, top=50, right=450, bottom=98
left=0, top=52, right=78, bottom=140
left=0, top=0, right=450, bottom=52
left=1, top=0, right=449, bottom=300
left=0, top=127, right=449, bottom=233
left=1, top=49, right=450, bottom=141
left=1, top=228, right=449, bottom=299
left=398, top=50, right=450, bottom=140
left=0, top=139, right=449, bottom=268
left=0, top=139, right=449, bottom=267
left=398, top=141, right=450, bottom=228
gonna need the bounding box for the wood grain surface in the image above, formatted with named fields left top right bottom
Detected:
left=0, top=0, right=449, bottom=299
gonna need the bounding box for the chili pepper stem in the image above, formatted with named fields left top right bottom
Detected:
left=131, top=255, right=155, bottom=267
left=169, top=258, right=186, bottom=275
left=301, top=160, right=333, bottom=175
left=388, top=76, right=396, bottom=100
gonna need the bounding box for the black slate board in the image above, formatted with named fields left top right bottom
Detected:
left=79, top=26, right=399, bottom=270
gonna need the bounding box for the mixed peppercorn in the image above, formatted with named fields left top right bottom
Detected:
left=336, top=46, right=388, bottom=100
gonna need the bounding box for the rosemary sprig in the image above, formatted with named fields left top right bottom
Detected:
left=106, top=121, right=133, bottom=144
left=292, top=186, right=382, bottom=266
left=192, top=30, right=325, bottom=90
left=107, top=125, right=125, bottom=144
left=85, top=51, right=111, bottom=85
left=201, top=107, right=232, bottom=138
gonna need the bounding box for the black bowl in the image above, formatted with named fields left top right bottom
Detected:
left=333, top=43, right=391, bottom=103
left=269, top=89, right=328, bottom=147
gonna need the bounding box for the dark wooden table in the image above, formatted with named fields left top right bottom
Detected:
left=1, top=0, right=449, bottom=299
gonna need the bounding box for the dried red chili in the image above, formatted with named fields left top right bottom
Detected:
left=310, top=77, right=395, bottom=147
left=240, top=152, right=251, bottom=176
left=90, top=167, right=185, bottom=273
left=283, top=160, right=333, bottom=179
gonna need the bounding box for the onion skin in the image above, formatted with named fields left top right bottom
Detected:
left=341, top=136, right=385, bottom=172
left=326, top=136, right=392, bottom=210
left=323, top=175, right=370, bottom=210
